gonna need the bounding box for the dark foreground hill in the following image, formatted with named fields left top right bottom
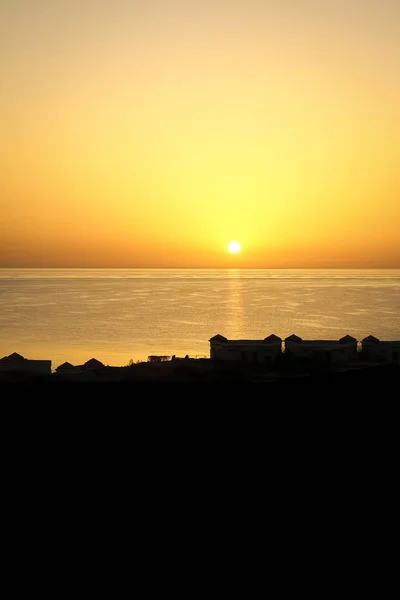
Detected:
left=1, top=361, right=399, bottom=390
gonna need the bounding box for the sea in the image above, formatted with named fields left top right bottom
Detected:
left=0, top=269, right=399, bottom=369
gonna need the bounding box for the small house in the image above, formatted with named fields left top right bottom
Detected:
left=0, top=352, right=51, bottom=374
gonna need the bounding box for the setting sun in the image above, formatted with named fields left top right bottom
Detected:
left=1, top=1, right=399, bottom=269
left=228, top=241, right=241, bottom=254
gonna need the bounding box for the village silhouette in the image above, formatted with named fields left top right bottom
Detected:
left=1, top=333, right=399, bottom=385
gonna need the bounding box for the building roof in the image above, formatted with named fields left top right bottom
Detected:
left=215, top=339, right=281, bottom=346
left=209, top=334, right=228, bottom=342
left=0, top=352, right=26, bottom=364
left=264, top=334, right=282, bottom=343
left=56, top=362, right=74, bottom=370
left=339, top=335, right=357, bottom=343
left=289, top=340, right=353, bottom=346
left=362, top=335, right=380, bottom=344
left=7, top=352, right=26, bottom=361
left=285, top=337, right=359, bottom=345
left=84, top=358, right=105, bottom=368
left=285, top=334, right=303, bottom=343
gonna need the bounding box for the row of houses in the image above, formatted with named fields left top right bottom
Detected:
left=209, top=334, right=400, bottom=365
left=0, top=353, right=104, bottom=376
left=1, top=333, right=399, bottom=376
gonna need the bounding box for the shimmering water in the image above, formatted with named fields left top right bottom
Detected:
left=0, top=269, right=399, bottom=369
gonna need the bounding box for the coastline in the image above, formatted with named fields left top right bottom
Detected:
left=1, top=358, right=399, bottom=388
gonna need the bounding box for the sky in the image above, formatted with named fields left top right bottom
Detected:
left=1, top=0, right=399, bottom=268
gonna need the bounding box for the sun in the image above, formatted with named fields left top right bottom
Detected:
left=228, top=241, right=241, bottom=254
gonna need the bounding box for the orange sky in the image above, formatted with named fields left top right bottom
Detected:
left=1, top=0, right=399, bottom=268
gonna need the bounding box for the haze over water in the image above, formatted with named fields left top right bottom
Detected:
left=0, top=269, right=399, bottom=368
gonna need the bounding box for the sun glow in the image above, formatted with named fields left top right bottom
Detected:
left=1, top=2, right=399, bottom=269
left=228, top=241, right=241, bottom=254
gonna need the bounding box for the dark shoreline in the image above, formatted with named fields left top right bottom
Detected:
left=2, top=361, right=399, bottom=388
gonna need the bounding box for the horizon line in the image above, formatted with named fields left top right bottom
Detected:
left=0, top=266, right=399, bottom=270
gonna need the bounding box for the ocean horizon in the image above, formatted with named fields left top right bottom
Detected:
left=1, top=268, right=399, bottom=368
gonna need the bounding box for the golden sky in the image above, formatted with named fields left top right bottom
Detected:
left=1, top=0, right=399, bottom=267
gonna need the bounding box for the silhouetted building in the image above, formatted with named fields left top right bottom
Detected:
left=209, top=334, right=282, bottom=364
left=0, top=352, right=51, bottom=374
left=284, top=334, right=358, bottom=364
left=55, top=358, right=105, bottom=374
left=361, top=336, right=400, bottom=364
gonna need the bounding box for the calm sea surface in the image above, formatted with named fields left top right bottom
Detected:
left=0, top=269, right=399, bottom=369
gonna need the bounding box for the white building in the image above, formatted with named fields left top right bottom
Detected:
left=284, top=334, right=358, bottom=364
left=209, top=334, right=282, bottom=364
left=361, top=336, right=400, bottom=364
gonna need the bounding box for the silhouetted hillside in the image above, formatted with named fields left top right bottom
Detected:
left=1, top=361, right=398, bottom=390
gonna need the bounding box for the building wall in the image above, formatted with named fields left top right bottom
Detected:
left=0, top=360, right=51, bottom=374
left=211, top=342, right=281, bottom=363
left=210, top=338, right=400, bottom=365
left=362, top=342, right=400, bottom=364
left=285, top=341, right=357, bottom=363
